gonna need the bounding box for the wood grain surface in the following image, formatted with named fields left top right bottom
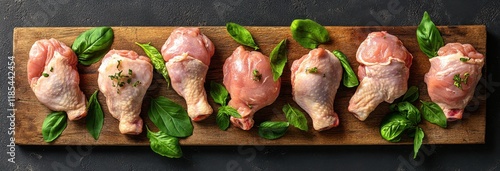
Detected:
left=13, top=26, right=486, bottom=146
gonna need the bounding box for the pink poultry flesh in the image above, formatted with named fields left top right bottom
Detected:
left=98, top=50, right=153, bottom=135
left=223, top=46, right=281, bottom=130
left=348, top=31, right=413, bottom=121
left=424, top=43, right=484, bottom=121
left=27, top=38, right=87, bottom=120
left=291, top=48, right=342, bottom=131
left=161, top=27, right=215, bottom=121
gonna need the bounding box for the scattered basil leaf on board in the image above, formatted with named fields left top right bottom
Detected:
left=210, top=81, right=229, bottom=106
left=258, top=121, right=289, bottom=140
left=146, top=126, right=182, bottom=158
left=219, top=105, right=241, bottom=118
left=416, top=11, right=444, bottom=58
left=135, top=42, right=170, bottom=87
left=395, top=101, right=421, bottom=125
left=148, top=96, right=193, bottom=137
left=72, top=26, right=114, bottom=65
left=332, top=50, right=359, bottom=88
left=216, top=111, right=231, bottom=131
left=86, top=90, right=104, bottom=140
left=290, top=19, right=330, bottom=49
left=420, top=100, right=447, bottom=128
left=413, top=127, right=425, bottom=159
left=42, top=111, right=67, bottom=142
left=269, top=39, right=288, bottom=81
left=402, top=86, right=419, bottom=103
left=226, top=22, right=259, bottom=50
left=283, top=104, right=308, bottom=131
left=380, top=113, right=415, bottom=142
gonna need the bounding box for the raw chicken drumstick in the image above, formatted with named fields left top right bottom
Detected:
left=291, top=48, right=342, bottom=131
left=349, top=31, right=413, bottom=121
left=28, top=38, right=87, bottom=120
left=223, top=46, right=281, bottom=130
left=98, top=50, right=153, bottom=135
left=424, top=43, right=484, bottom=121
left=161, top=27, right=215, bottom=121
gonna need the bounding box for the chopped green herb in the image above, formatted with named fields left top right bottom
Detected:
left=306, top=67, right=318, bottom=73
left=133, top=81, right=142, bottom=87
left=128, top=69, right=132, bottom=76
left=42, top=73, right=49, bottom=77
left=50, top=67, right=53, bottom=72
left=453, top=72, right=470, bottom=89
left=127, top=78, right=132, bottom=84
left=460, top=57, right=470, bottom=62
left=117, top=60, right=121, bottom=68
left=252, top=69, right=262, bottom=81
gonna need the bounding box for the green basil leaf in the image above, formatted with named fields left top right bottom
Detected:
left=219, top=105, right=241, bottom=118
left=413, top=127, right=425, bottom=159
left=269, top=39, right=288, bottom=81
left=209, top=81, right=229, bottom=106
left=146, top=126, right=182, bottom=158
left=332, top=50, right=359, bottom=88
left=282, top=104, right=308, bottom=131
left=216, top=110, right=230, bottom=131
left=72, top=26, right=114, bottom=65
left=290, top=19, right=330, bottom=49
left=258, top=121, right=289, bottom=140
left=42, top=111, right=67, bottom=142
left=420, top=100, right=447, bottom=128
left=149, top=96, right=193, bottom=137
left=395, top=101, right=421, bottom=124
left=416, top=11, right=444, bottom=58
left=402, top=86, right=419, bottom=103
left=135, top=42, right=170, bottom=87
left=86, top=90, right=104, bottom=140
left=226, top=22, right=259, bottom=50
left=380, top=113, right=415, bottom=142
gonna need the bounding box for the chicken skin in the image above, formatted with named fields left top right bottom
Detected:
left=424, top=43, right=484, bottom=121
left=223, top=46, right=281, bottom=130
left=291, top=48, right=342, bottom=131
left=161, top=27, right=215, bottom=121
left=98, top=50, right=153, bottom=135
left=349, top=31, right=413, bottom=121
left=28, top=38, right=87, bottom=120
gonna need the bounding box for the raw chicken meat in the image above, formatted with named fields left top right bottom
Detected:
left=223, top=46, right=281, bottom=130
left=161, top=27, right=215, bottom=121
left=349, top=31, right=413, bottom=121
left=98, top=50, right=153, bottom=135
left=291, top=48, right=342, bottom=131
left=424, top=43, right=484, bottom=121
left=28, top=38, right=87, bottom=120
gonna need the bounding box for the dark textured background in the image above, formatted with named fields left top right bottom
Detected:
left=1, top=0, right=500, bottom=170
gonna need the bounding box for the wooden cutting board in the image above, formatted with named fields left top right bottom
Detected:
left=13, top=26, right=486, bottom=146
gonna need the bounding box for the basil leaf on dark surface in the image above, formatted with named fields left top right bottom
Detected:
left=86, top=90, right=104, bottom=140
left=420, top=100, right=447, bottom=128
left=413, top=127, right=425, bottom=159
left=290, top=19, right=330, bottom=49
left=219, top=105, right=241, bottom=118
left=135, top=42, right=170, bottom=87
left=332, top=50, right=359, bottom=88
left=42, top=111, right=67, bottom=142
left=402, top=86, right=419, bottom=103
left=210, top=81, right=229, bottom=106
left=149, top=96, right=193, bottom=137
left=269, top=39, right=288, bottom=81
left=395, top=101, right=421, bottom=124
left=146, top=126, right=182, bottom=158
left=416, top=11, right=444, bottom=58
left=282, top=104, right=308, bottom=131
left=380, top=113, right=415, bottom=142
left=258, top=121, right=289, bottom=140
left=72, top=26, right=114, bottom=65
left=226, top=22, right=259, bottom=50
